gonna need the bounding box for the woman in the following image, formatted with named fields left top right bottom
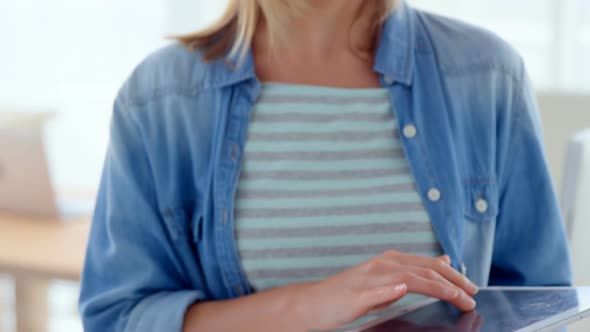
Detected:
left=79, top=0, right=572, bottom=331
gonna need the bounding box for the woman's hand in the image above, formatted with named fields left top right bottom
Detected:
left=183, top=251, right=478, bottom=332
left=291, top=250, right=479, bottom=331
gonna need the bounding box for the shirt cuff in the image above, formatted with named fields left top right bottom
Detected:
left=125, top=290, right=206, bottom=332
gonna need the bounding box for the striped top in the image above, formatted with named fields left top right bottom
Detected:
left=234, top=83, right=443, bottom=292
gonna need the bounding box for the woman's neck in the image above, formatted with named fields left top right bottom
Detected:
left=255, top=0, right=375, bottom=60
left=253, top=0, right=382, bottom=88
left=291, top=0, right=365, bottom=54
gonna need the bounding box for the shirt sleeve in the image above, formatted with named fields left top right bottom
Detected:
left=79, top=97, right=207, bottom=332
left=491, top=66, right=573, bottom=286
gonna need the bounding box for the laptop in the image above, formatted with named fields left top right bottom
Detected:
left=0, top=111, right=92, bottom=219
left=336, top=287, right=590, bottom=332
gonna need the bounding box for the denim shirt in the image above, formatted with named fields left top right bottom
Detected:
left=79, top=2, right=572, bottom=331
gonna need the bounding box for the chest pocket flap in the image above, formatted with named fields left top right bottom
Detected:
left=463, top=180, right=499, bottom=223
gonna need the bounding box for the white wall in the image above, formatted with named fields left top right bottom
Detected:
left=538, top=93, right=590, bottom=192
left=164, top=0, right=227, bottom=34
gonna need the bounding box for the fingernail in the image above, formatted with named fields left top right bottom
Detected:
left=467, top=298, right=477, bottom=310
left=461, top=276, right=478, bottom=294
left=466, top=283, right=478, bottom=295
left=394, top=284, right=407, bottom=293
left=461, top=292, right=477, bottom=309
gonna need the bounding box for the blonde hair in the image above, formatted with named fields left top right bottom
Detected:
left=175, top=0, right=397, bottom=62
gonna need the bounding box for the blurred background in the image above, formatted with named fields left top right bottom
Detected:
left=0, top=0, right=588, bottom=331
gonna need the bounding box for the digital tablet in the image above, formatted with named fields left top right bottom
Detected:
left=338, top=287, right=590, bottom=332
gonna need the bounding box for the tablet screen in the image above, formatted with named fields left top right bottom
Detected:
left=344, top=288, right=590, bottom=332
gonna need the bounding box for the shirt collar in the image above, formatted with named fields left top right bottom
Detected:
left=205, top=0, right=415, bottom=88
left=374, top=0, right=415, bottom=86
left=203, top=50, right=257, bottom=89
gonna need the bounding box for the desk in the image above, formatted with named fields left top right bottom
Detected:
left=0, top=215, right=90, bottom=332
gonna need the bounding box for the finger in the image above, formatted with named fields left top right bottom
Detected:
left=362, top=260, right=462, bottom=298
left=439, top=255, right=452, bottom=265
left=403, top=265, right=456, bottom=289
left=384, top=254, right=477, bottom=291
left=359, top=259, right=412, bottom=289
left=400, top=273, right=476, bottom=312
left=360, top=260, right=451, bottom=292
left=393, top=253, right=478, bottom=296
left=398, top=253, right=477, bottom=294
left=401, top=266, right=476, bottom=307
left=360, top=283, right=407, bottom=310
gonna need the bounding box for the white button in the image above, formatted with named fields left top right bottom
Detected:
left=403, top=125, right=417, bottom=139
left=476, top=198, right=489, bottom=214
left=384, top=76, right=395, bottom=85
left=427, top=188, right=441, bottom=202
